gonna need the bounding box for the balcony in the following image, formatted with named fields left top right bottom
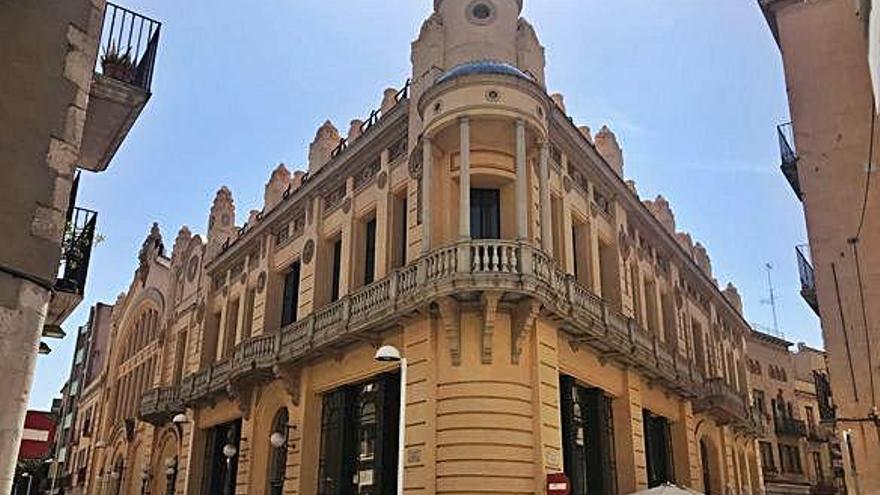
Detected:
left=808, top=423, right=834, bottom=443
left=45, top=205, right=98, bottom=329
left=144, top=240, right=730, bottom=423
left=775, top=417, right=808, bottom=437
left=797, top=244, right=820, bottom=316
left=810, top=480, right=839, bottom=495
left=778, top=123, right=803, bottom=200
left=79, top=3, right=161, bottom=172
left=693, top=377, right=750, bottom=425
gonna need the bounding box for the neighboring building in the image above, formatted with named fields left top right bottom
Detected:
left=14, top=408, right=60, bottom=495
left=49, top=303, right=114, bottom=494
left=68, top=1, right=767, bottom=493
left=758, top=1, right=880, bottom=493
left=747, top=332, right=844, bottom=495
left=0, top=1, right=161, bottom=491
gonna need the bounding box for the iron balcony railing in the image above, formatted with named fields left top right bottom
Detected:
left=56, top=206, right=98, bottom=296
left=778, top=122, right=803, bottom=200
left=98, top=2, right=161, bottom=92
left=775, top=416, right=808, bottom=437
left=796, top=244, right=819, bottom=316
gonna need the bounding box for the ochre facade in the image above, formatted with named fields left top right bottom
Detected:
left=83, top=1, right=769, bottom=494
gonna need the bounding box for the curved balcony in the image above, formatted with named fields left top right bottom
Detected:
left=142, top=240, right=725, bottom=423
left=693, top=377, right=751, bottom=426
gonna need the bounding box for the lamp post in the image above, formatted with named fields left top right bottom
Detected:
left=21, top=472, right=32, bottom=495
left=164, top=457, right=178, bottom=495
left=374, top=345, right=406, bottom=495
left=221, top=441, right=237, bottom=495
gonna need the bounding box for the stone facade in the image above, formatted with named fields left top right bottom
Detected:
left=759, top=1, right=880, bottom=493
left=746, top=333, right=843, bottom=495
left=68, top=1, right=772, bottom=494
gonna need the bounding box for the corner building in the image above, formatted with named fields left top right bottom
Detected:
left=110, top=1, right=761, bottom=493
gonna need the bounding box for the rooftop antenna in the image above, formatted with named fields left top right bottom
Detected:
left=760, top=263, right=781, bottom=336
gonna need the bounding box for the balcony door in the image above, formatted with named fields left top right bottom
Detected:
left=560, top=375, right=617, bottom=495
left=470, top=188, right=500, bottom=239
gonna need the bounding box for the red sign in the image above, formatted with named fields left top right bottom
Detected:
left=546, top=472, right=570, bottom=495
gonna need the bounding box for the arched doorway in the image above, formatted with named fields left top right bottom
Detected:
left=700, top=436, right=722, bottom=495
left=267, top=408, right=289, bottom=495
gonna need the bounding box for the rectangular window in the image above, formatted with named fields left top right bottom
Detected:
left=470, top=188, right=500, bottom=239
left=643, top=410, right=674, bottom=488
left=331, top=237, right=343, bottom=302
left=812, top=451, right=823, bottom=481
left=223, top=298, right=240, bottom=358
left=571, top=217, right=590, bottom=287
left=661, top=291, right=677, bottom=345
left=391, top=190, right=408, bottom=270
left=317, top=373, right=400, bottom=495
left=364, top=216, right=377, bottom=285
left=551, top=195, right=564, bottom=261
left=754, top=390, right=766, bottom=415
left=173, top=330, right=187, bottom=385
left=760, top=442, right=776, bottom=472
left=241, top=288, right=255, bottom=341
left=560, top=375, right=616, bottom=495
left=598, top=241, right=621, bottom=311
left=281, top=262, right=301, bottom=327
left=644, top=278, right=659, bottom=337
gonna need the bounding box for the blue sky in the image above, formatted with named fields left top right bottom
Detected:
left=30, top=0, right=810, bottom=409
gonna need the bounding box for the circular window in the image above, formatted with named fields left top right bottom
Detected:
left=467, top=1, right=496, bottom=25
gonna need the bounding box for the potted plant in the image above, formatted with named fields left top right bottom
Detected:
left=101, top=42, right=134, bottom=83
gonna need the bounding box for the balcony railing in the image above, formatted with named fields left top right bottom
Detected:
left=778, top=123, right=803, bottom=200
left=796, top=244, right=819, bottom=316
left=98, top=2, right=161, bottom=92
left=693, top=377, right=751, bottom=427
left=56, top=207, right=98, bottom=296
left=141, top=240, right=754, bottom=432
left=775, top=417, right=808, bottom=437
left=808, top=423, right=833, bottom=442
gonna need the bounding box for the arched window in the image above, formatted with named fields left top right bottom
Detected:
left=268, top=408, right=289, bottom=495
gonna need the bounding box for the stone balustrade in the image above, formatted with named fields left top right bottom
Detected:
left=140, top=239, right=750, bottom=429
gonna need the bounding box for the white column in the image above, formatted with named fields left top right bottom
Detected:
left=421, top=137, right=433, bottom=254
left=515, top=120, right=528, bottom=240
left=539, top=142, right=552, bottom=253
left=460, top=117, right=471, bottom=240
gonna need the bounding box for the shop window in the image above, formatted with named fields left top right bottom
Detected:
left=317, top=373, right=400, bottom=495
left=560, top=375, right=616, bottom=495
left=643, top=410, right=674, bottom=488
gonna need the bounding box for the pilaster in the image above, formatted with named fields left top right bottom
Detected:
left=613, top=369, right=648, bottom=493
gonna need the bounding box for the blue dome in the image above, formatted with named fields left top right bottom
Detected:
left=436, top=60, right=533, bottom=85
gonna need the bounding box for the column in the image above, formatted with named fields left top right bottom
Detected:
left=539, top=142, right=552, bottom=253
left=515, top=120, right=528, bottom=240
left=459, top=118, right=471, bottom=240
left=421, top=137, right=433, bottom=254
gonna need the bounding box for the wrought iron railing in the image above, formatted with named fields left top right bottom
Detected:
left=796, top=244, right=819, bottom=315
left=775, top=417, right=808, bottom=437
left=98, top=2, right=161, bottom=91
left=331, top=80, right=411, bottom=159
left=778, top=122, right=803, bottom=200
left=56, top=206, right=98, bottom=295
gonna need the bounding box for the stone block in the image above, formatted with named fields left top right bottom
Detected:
left=30, top=205, right=65, bottom=242
left=46, top=137, right=78, bottom=175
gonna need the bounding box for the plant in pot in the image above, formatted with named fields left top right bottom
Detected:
left=101, top=42, right=134, bottom=83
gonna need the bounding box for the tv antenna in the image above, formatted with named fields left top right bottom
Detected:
left=760, top=263, right=780, bottom=336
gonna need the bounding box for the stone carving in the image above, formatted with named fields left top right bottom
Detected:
left=354, top=158, right=381, bottom=191
left=303, top=239, right=315, bottom=265
left=274, top=364, right=301, bottom=406
left=409, top=140, right=424, bottom=179
left=722, top=282, right=743, bottom=315
left=348, top=119, right=364, bottom=142
left=381, top=88, right=399, bottom=115
left=207, top=186, right=236, bottom=260
left=323, top=184, right=347, bottom=214
left=551, top=93, right=566, bottom=112
left=437, top=298, right=461, bottom=366
left=171, top=226, right=192, bottom=266
left=264, top=164, right=291, bottom=211
left=481, top=291, right=501, bottom=364
left=594, top=125, right=624, bottom=177
left=342, top=197, right=352, bottom=214
left=563, top=175, right=572, bottom=193
left=643, top=195, right=676, bottom=234
left=578, top=125, right=593, bottom=144
left=137, top=223, right=164, bottom=284
left=308, top=121, right=341, bottom=174
left=377, top=171, right=388, bottom=190
left=257, top=272, right=266, bottom=294
left=511, top=299, right=541, bottom=364
left=694, top=242, right=713, bottom=278
left=618, top=228, right=632, bottom=261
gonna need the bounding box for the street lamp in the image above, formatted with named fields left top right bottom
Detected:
left=270, top=424, right=296, bottom=449
left=140, top=467, right=151, bottom=495
left=374, top=345, right=406, bottom=495
left=164, top=457, right=178, bottom=495
left=21, top=472, right=32, bottom=495
left=222, top=442, right=237, bottom=495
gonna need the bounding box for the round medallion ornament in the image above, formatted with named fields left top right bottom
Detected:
left=467, top=0, right=496, bottom=25
left=486, top=89, right=501, bottom=102
left=303, top=239, right=315, bottom=265
left=377, top=171, right=388, bottom=190
left=186, top=255, right=199, bottom=282
left=257, top=272, right=267, bottom=293
left=342, top=197, right=352, bottom=214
